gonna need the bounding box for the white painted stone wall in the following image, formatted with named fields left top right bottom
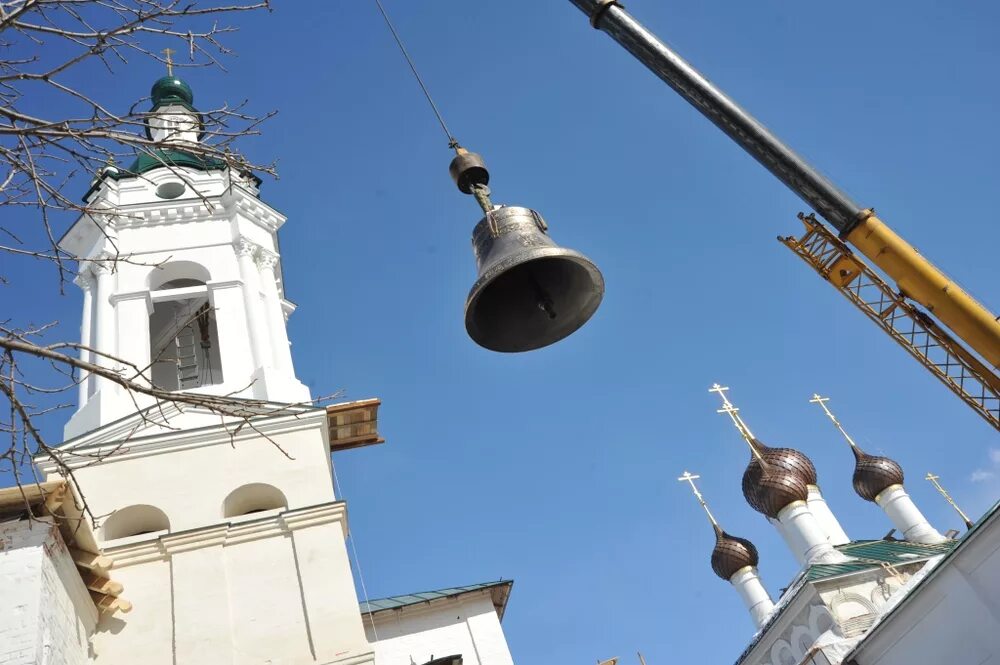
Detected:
left=0, top=519, right=97, bottom=665
left=847, top=512, right=1000, bottom=665
left=43, top=410, right=337, bottom=538
left=365, top=592, right=515, bottom=665
left=90, top=502, right=373, bottom=665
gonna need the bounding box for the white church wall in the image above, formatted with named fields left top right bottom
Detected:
left=114, top=169, right=228, bottom=207
left=232, top=210, right=280, bottom=255
left=225, top=533, right=316, bottom=663
left=739, top=561, right=941, bottom=665
left=740, top=583, right=817, bottom=665
left=288, top=517, right=373, bottom=661
left=847, top=515, right=1000, bottom=665
left=92, top=502, right=373, bottom=665
left=56, top=413, right=335, bottom=539
left=90, top=558, right=172, bottom=665
left=365, top=593, right=515, bottom=665
left=0, top=520, right=96, bottom=665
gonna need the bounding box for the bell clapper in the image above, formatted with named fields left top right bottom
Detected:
left=530, top=274, right=558, bottom=319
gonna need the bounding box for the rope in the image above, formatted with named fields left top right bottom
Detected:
left=470, top=183, right=494, bottom=214
left=331, top=462, right=379, bottom=642
left=373, top=0, right=459, bottom=150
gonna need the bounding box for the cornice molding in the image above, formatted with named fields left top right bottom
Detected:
left=109, top=289, right=154, bottom=314
left=103, top=501, right=348, bottom=568
left=37, top=406, right=326, bottom=473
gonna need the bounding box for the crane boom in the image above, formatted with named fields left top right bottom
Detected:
left=782, top=215, right=999, bottom=431
left=568, top=1, right=1000, bottom=375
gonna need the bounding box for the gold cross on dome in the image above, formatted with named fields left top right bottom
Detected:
left=709, top=383, right=760, bottom=457
left=678, top=470, right=718, bottom=527
left=162, top=47, right=175, bottom=76
left=809, top=393, right=859, bottom=449
left=925, top=472, right=974, bottom=529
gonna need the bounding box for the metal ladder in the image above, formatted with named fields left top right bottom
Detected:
left=175, top=324, right=200, bottom=389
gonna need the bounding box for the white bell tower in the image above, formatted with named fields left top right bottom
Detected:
left=61, top=74, right=309, bottom=440
left=43, top=71, right=378, bottom=665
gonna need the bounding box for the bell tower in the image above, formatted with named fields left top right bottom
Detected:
left=60, top=72, right=309, bottom=439
left=44, top=71, right=377, bottom=665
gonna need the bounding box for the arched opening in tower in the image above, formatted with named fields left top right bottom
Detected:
left=149, top=278, right=224, bottom=391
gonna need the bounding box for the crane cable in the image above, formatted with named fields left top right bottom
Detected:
left=332, top=461, right=379, bottom=642
left=373, top=0, right=459, bottom=151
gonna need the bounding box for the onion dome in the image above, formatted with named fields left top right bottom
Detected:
left=151, top=76, right=194, bottom=108
left=851, top=446, right=904, bottom=502
left=711, top=525, right=760, bottom=580
left=741, top=439, right=814, bottom=518
left=145, top=75, right=204, bottom=142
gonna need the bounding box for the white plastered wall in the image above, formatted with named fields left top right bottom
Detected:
left=0, top=519, right=97, bottom=665
left=91, top=503, right=373, bottom=665
left=848, top=513, right=1000, bottom=665
left=365, top=592, right=515, bottom=665
left=46, top=410, right=334, bottom=539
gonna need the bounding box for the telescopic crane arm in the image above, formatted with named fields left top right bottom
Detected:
left=568, top=0, right=1000, bottom=413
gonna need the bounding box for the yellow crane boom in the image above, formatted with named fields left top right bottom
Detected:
left=568, top=0, right=999, bottom=423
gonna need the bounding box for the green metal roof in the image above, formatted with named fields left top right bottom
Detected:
left=359, top=580, right=513, bottom=620
left=123, top=149, right=226, bottom=177
left=805, top=539, right=959, bottom=581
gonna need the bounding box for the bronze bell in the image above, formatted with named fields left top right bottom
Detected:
left=465, top=205, right=604, bottom=352
left=449, top=148, right=604, bottom=352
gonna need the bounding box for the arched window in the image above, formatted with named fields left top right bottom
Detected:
left=101, top=504, right=170, bottom=541
left=223, top=483, right=288, bottom=518
left=148, top=262, right=223, bottom=391
left=830, top=592, right=877, bottom=637
left=148, top=261, right=211, bottom=290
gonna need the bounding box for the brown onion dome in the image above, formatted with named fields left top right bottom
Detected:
left=711, top=525, right=760, bottom=580
left=755, top=439, right=817, bottom=485
left=851, top=446, right=904, bottom=502
left=741, top=439, right=814, bottom=518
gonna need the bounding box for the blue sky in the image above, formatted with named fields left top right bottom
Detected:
left=3, top=1, right=999, bottom=663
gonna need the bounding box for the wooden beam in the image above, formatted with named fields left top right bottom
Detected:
left=327, top=398, right=383, bottom=451
left=43, top=484, right=68, bottom=516
left=69, top=547, right=112, bottom=573
left=89, top=591, right=132, bottom=614
left=0, top=480, right=65, bottom=513
left=83, top=572, right=123, bottom=596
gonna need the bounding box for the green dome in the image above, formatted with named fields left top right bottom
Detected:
left=151, top=76, right=194, bottom=107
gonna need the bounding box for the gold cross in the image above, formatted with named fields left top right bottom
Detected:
left=925, top=472, right=974, bottom=529
left=678, top=470, right=719, bottom=527
left=809, top=393, right=859, bottom=449
left=162, top=47, right=175, bottom=76
left=709, top=383, right=761, bottom=459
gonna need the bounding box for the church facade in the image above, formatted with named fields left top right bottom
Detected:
left=0, top=74, right=516, bottom=665
left=692, top=386, right=1000, bottom=665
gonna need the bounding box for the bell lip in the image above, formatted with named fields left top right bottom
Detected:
left=464, top=246, right=605, bottom=353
